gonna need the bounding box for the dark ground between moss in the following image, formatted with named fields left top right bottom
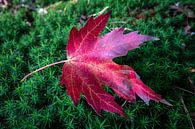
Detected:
left=0, top=0, right=195, bottom=129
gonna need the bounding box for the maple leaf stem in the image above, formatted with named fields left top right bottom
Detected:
left=21, top=60, right=67, bottom=82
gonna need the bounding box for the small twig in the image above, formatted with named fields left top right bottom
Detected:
left=21, top=60, right=67, bottom=82
left=17, top=4, right=36, bottom=10
left=44, top=1, right=63, bottom=10
left=180, top=96, right=194, bottom=129
left=87, top=0, right=90, bottom=5
left=124, top=28, right=133, bottom=31
left=175, top=86, right=195, bottom=95
left=89, top=6, right=109, bottom=17
left=110, top=21, right=127, bottom=24
left=105, top=26, right=112, bottom=31
left=107, top=27, right=133, bottom=31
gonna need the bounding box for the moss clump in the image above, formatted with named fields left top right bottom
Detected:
left=0, top=0, right=194, bottom=129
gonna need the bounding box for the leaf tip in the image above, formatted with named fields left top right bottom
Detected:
left=160, top=99, right=173, bottom=106
left=153, top=37, right=160, bottom=41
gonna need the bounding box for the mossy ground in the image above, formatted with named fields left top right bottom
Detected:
left=0, top=0, right=195, bottom=129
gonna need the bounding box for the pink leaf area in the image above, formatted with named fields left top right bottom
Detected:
left=60, top=12, right=172, bottom=116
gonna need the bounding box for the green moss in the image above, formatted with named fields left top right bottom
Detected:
left=0, top=0, right=194, bottom=128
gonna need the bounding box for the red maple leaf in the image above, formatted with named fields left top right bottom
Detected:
left=60, top=12, right=172, bottom=116
left=22, top=11, right=172, bottom=116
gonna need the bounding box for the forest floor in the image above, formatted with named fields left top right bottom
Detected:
left=0, top=0, right=195, bottom=129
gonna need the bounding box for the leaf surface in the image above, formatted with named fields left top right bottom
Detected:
left=60, top=12, right=172, bottom=116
